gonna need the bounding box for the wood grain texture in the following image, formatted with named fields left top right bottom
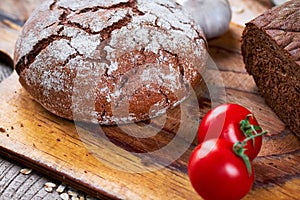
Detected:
left=0, top=62, right=13, bottom=82
left=0, top=0, right=44, bottom=24
left=0, top=0, right=299, bottom=200
left=0, top=23, right=299, bottom=200
left=229, top=0, right=273, bottom=26
left=0, top=2, right=69, bottom=198
left=0, top=157, right=61, bottom=200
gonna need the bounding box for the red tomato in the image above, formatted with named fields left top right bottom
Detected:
left=198, top=104, right=262, bottom=160
left=188, top=139, right=254, bottom=200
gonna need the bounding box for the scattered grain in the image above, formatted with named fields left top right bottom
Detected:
left=79, top=194, right=85, bottom=200
left=60, top=193, right=69, bottom=200
left=56, top=183, right=67, bottom=193
left=45, top=186, right=54, bottom=193
left=20, top=168, right=32, bottom=175
left=44, top=182, right=57, bottom=193
left=45, top=182, right=57, bottom=188
left=68, top=189, right=79, bottom=197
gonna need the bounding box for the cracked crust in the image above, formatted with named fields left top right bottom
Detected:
left=14, top=0, right=207, bottom=125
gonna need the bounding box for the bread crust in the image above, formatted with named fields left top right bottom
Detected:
left=242, top=0, right=300, bottom=137
left=14, top=0, right=207, bottom=124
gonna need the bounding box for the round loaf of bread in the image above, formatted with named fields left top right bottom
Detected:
left=14, top=0, right=207, bottom=125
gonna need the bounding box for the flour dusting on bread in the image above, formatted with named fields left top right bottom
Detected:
left=14, top=0, right=207, bottom=124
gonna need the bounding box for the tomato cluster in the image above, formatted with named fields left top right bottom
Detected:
left=188, top=104, right=267, bottom=200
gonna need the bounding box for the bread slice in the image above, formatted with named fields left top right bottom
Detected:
left=241, top=0, right=300, bottom=137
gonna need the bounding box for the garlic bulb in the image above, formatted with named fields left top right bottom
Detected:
left=177, top=0, right=232, bottom=39
left=271, top=0, right=288, bottom=5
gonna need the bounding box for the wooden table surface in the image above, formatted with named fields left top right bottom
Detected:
left=0, top=0, right=299, bottom=200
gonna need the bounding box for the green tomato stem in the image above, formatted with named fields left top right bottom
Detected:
left=234, top=114, right=268, bottom=176
left=240, top=130, right=268, bottom=147
left=240, top=114, right=256, bottom=146
left=233, top=142, right=252, bottom=176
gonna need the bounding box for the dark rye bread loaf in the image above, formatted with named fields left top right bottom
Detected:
left=14, top=0, right=207, bottom=125
left=241, top=0, right=300, bottom=137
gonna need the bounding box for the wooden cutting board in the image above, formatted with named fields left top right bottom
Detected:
left=0, top=0, right=299, bottom=199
